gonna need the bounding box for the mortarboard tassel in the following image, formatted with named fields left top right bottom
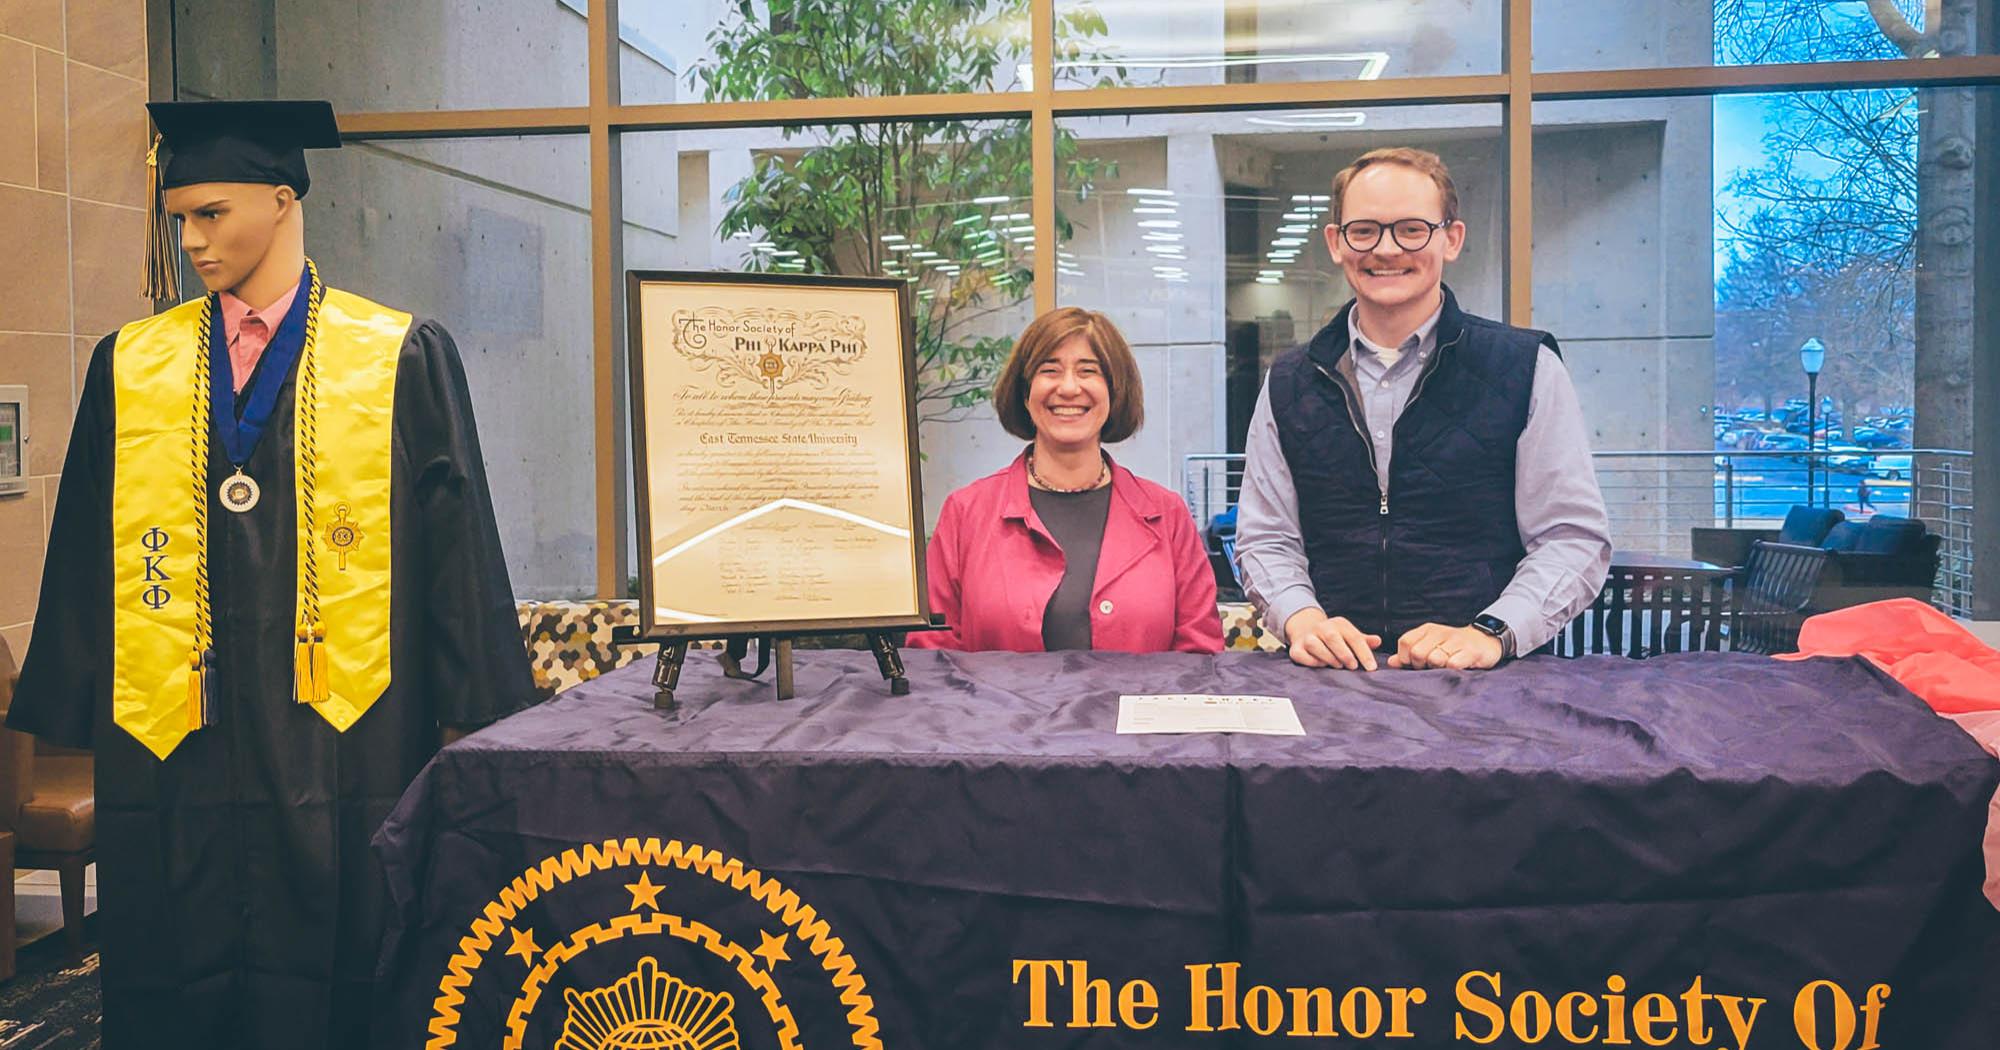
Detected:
left=144, top=133, right=181, bottom=302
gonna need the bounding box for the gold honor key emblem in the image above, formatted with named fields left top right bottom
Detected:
left=325, top=502, right=364, bottom=571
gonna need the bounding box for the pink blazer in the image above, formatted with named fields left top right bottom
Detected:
left=910, top=453, right=1224, bottom=653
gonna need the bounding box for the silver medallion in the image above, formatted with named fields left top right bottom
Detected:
left=219, top=469, right=261, bottom=513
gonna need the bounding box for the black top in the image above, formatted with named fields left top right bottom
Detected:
left=1029, top=484, right=1112, bottom=651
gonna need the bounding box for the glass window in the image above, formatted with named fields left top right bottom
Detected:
left=1536, top=88, right=1990, bottom=592
left=305, top=135, right=595, bottom=597
left=618, top=119, right=1035, bottom=530
left=1054, top=106, right=1506, bottom=510
left=1534, top=0, right=1988, bottom=73
left=174, top=0, right=588, bottom=111
left=1054, top=0, right=1502, bottom=89
left=619, top=1, right=1028, bottom=104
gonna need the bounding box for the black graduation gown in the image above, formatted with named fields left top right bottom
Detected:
left=7, top=313, right=539, bottom=1048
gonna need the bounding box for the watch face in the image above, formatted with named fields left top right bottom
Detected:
left=1472, top=615, right=1508, bottom=638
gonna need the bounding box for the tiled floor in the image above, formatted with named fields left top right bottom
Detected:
left=11, top=868, right=94, bottom=948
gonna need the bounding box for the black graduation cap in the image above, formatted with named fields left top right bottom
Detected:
left=146, top=99, right=342, bottom=196
left=144, top=100, right=342, bottom=300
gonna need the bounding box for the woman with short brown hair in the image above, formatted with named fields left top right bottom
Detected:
left=910, top=308, right=1223, bottom=653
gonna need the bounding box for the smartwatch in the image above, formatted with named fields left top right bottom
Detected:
left=1470, top=614, right=1515, bottom=659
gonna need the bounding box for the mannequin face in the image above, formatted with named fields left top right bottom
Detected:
left=163, top=182, right=295, bottom=295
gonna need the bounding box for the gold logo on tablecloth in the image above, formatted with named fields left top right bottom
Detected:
left=426, top=837, right=881, bottom=1050
left=556, top=957, right=739, bottom=1050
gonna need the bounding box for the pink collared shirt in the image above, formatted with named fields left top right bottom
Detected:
left=909, top=452, right=1224, bottom=654
left=218, top=280, right=302, bottom=393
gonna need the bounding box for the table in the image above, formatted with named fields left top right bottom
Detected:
left=374, top=649, right=1999, bottom=1049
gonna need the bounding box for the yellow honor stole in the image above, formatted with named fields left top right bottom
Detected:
left=110, top=260, right=408, bottom=759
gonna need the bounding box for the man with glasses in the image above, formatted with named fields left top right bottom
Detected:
left=1236, top=147, right=1611, bottom=671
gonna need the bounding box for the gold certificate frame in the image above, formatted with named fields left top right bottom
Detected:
left=625, top=270, right=933, bottom=641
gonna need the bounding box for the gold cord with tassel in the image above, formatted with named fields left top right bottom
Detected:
left=186, top=294, right=215, bottom=728
left=144, top=133, right=181, bottom=302
left=295, top=261, right=330, bottom=705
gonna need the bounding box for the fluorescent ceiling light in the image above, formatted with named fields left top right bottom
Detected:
left=879, top=234, right=905, bottom=242
left=1138, top=220, right=1182, bottom=229
left=1277, top=225, right=1313, bottom=234
left=1245, top=111, right=1366, bottom=130
left=889, top=243, right=915, bottom=252
left=972, top=195, right=1011, bottom=204
left=910, top=250, right=939, bottom=258
left=1134, top=206, right=1179, bottom=215
left=1052, top=51, right=1388, bottom=77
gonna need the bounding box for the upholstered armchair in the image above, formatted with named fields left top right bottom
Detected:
left=0, top=636, right=95, bottom=964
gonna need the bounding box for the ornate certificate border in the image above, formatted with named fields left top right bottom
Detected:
left=624, top=270, right=932, bottom=641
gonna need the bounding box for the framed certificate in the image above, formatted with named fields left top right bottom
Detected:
left=625, top=270, right=933, bottom=641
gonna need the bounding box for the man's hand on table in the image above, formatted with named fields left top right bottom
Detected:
left=1282, top=609, right=1506, bottom=671
left=1387, top=623, right=1504, bottom=670
left=1283, top=608, right=1382, bottom=670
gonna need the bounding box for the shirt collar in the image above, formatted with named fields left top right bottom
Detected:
left=219, top=278, right=303, bottom=338
left=1346, top=299, right=1443, bottom=371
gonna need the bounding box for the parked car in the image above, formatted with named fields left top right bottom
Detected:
left=1824, top=446, right=1873, bottom=473
left=1870, top=454, right=1913, bottom=481
left=1757, top=432, right=1811, bottom=460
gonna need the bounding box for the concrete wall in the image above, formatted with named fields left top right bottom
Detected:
left=0, top=0, right=153, bottom=660
left=1533, top=100, right=1718, bottom=555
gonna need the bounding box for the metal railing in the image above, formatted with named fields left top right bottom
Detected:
left=1182, top=449, right=1977, bottom=617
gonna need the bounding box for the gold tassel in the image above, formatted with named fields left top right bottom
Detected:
left=296, top=623, right=331, bottom=704
left=295, top=623, right=316, bottom=704
left=185, top=650, right=205, bottom=730
left=310, top=623, right=330, bottom=704
left=144, top=133, right=181, bottom=302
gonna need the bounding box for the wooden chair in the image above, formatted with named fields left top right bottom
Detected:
left=0, top=636, right=95, bottom=963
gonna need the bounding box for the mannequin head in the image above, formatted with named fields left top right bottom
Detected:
left=164, top=181, right=304, bottom=303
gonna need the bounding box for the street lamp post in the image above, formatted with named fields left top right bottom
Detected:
left=1800, top=338, right=1826, bottom=508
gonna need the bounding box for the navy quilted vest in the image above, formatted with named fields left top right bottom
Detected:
left=1267, top=286, right=1552, bottom=644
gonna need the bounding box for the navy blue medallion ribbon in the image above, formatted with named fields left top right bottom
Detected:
left=209, top=263, right=314, bottom=512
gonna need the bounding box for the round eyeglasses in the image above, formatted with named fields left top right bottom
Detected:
left=1336, top=218, right=1449, bottom=253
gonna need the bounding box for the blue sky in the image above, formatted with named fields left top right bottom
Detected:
left=1711, top=95, right=1773, bottom=283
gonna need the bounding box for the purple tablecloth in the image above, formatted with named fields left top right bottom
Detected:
left=375, top=649, right=2000, bottom=1049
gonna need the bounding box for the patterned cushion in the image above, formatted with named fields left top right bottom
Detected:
left=517, top=600, right=655, bottom=699
left=1219, top=602, right=1285, bottom=652
left=515, top=600, right=1285, bottom=698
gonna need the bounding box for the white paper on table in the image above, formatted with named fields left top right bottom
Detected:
left=1116, top=694, right=1306, bottom=736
